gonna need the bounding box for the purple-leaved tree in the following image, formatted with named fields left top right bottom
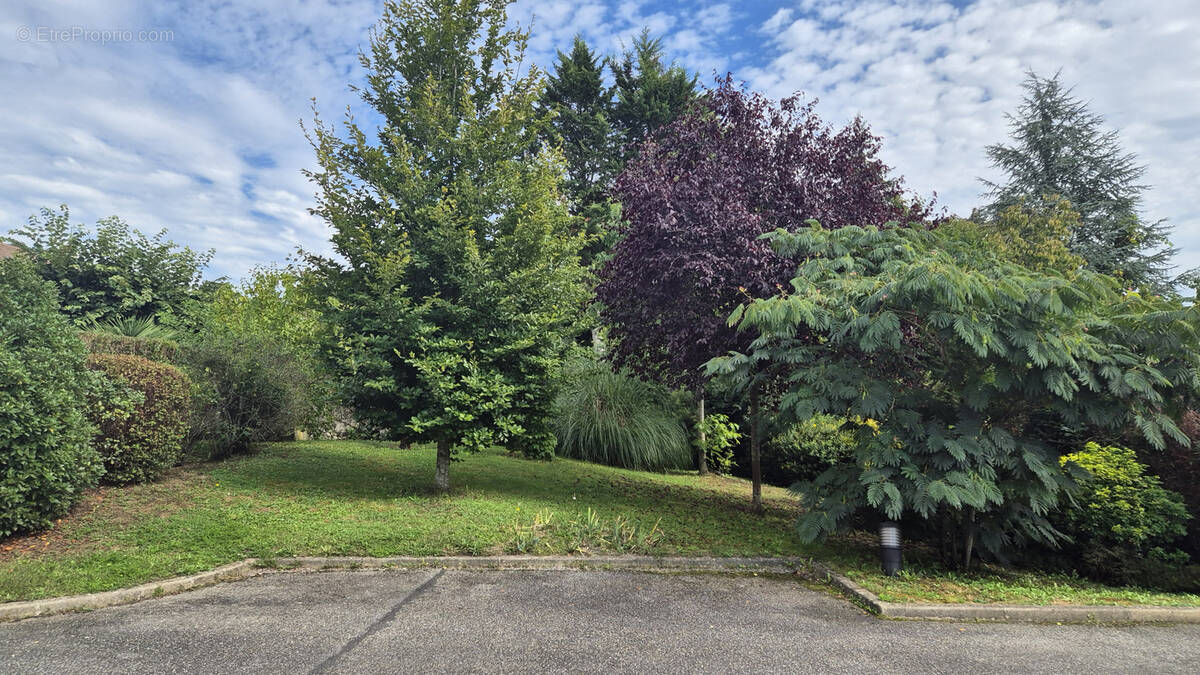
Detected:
left=597, top=76, right=930, bottom=507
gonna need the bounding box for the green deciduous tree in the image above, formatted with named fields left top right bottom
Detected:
left=707, top=223, right=1200, bottom=566
left=982, top=72, right=1177, bottom=290
left=3, top=205, right=216, bottom=329
left=305, top=0, right=588, bottom=490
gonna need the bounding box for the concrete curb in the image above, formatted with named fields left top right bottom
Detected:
left=0, top=560, right=261, bottom=622
left=0, top=556, right=808, bottom=622
left=810, top=562, right=1200, bottom=624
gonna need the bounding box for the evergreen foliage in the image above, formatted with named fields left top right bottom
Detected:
left=707, top=223, right=1200, bottom=565
left=86, top=354, right=191, bottom=485
left=610, top=29, right=697, bottom=161
left=982, top=72, right=1177, bottom=289
left=0, top=259, right=103, bottom=536
left=305, top=0, right=588, bottom=489
left=80, top=332, right=179, bottom=363
left=541, top=36, right=618, bottom=211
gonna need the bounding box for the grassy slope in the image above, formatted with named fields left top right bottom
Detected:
left=0, top=441, right=809, bottom=602
left=2, top=440, right=1197, bottom=606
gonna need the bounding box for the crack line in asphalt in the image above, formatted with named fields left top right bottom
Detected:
left=308, top=569, right=446, bottom=674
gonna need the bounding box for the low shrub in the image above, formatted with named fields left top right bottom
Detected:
left=762, top=414, right=855, bottom=487
left=552, top=360, right=691, bottom=471
left=1055, top=443, right=1192, bottom=588
left=0, top=259, right=103, bottom=536
left=86, top=354, right=191, bottom=484
left=80, top=331, right=178, bottom=362
left=698, top=412, right=741, bottom=474
left=181, top=332, right=326, bottom=459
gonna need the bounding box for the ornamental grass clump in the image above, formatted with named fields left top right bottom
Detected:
left=552, top=360, right=691, bottom=471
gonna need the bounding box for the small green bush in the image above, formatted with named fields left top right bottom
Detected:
left=698, top=413, right=741, bottom=474
left=0, top=259, right=103, bottom=536
left=80, top=331, right=178, bottom=362
left=1061, top=443, right=1190, bottom=553
left=762, top=414, right=855, bottom=487
left=552, top=360, right=691, bottom=471
left=180, top=332, right=323, bottom=459
left=1055, top=443, right=1192, bottom=588
left=86, top=354, right=191, bottom=484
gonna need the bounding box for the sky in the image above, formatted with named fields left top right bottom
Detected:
left=2, top=0, right=1198, bottom=281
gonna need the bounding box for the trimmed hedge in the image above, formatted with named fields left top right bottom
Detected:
left=0, top=260, right=103, bottom=536
left=86, top=353, right=191, bottom=484
left=80, top=331, right=178, bottom=362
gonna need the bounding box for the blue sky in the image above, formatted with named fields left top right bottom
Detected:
left=2, top=0, right=1199, bottom=280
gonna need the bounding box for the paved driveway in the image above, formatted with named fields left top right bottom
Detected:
left=2, top=570, right=1198, bottom=674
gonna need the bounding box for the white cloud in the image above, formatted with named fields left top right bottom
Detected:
left=3, top=0, right=1198, bottom=279
left=744, top=0, right=1200, bottom=274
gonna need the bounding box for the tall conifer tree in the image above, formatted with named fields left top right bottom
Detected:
left=610, top=30, right=697, bottom=161
left=983, top=72, right=1177, bottom=289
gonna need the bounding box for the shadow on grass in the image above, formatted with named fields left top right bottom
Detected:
left=211, top=442, right=796, bottom=523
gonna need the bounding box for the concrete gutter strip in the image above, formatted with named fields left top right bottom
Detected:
left=4, top=555, right=1199, bottom=624
left=0, top=556, right=808, bottom=622
left=0, top=560, right=260, bottom=622
left=273, top=555, right=810, bottom=573
left=810, top=561, right=1200, bottom=624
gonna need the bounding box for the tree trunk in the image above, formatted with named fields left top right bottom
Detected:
left=963, top=510, right=977, bottom=570
left=696, top=394, right=708, bottom=475
left=750, top=388, right=763, bottom=513
left=435, top=439, right=451, bottom=492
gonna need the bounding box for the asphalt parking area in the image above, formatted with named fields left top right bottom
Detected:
left=2, top=570, right=1198, bottom=674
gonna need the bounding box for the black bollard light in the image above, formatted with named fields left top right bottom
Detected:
left=879, top=521, right=902, bottom=576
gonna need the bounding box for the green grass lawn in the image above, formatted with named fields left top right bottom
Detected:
left=821, top=533, right=1200, bottom=607
left=3, top=440, right=1197, bottom=607
left=0, top=440, right=811, bottom=602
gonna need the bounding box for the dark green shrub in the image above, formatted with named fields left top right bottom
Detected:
left=0, top=259, right=103, bottom=536
left=1055, top=443, right=1192, bottom=587
left=180, top=332, right=321, bottom=459
left=80, top=331, right=178, bottom=362
left=1140, top=410, right=1200, bottom=557
left=762, top=414, right=855, bottom=487
left=553, top=360, right=691, bottom=471
left=86, top=354, right=191, bottom=484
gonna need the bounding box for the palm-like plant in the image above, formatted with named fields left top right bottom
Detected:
left=93, top=316, right=177, bottom=340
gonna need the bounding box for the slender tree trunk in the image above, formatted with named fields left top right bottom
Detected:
left=435, top=439, right=451, bottom=492
left=750, top=388, right=763, bottom=513
left=963, top=510, right=977, bottom=570
left=696, top=394, right=708, bottom=475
